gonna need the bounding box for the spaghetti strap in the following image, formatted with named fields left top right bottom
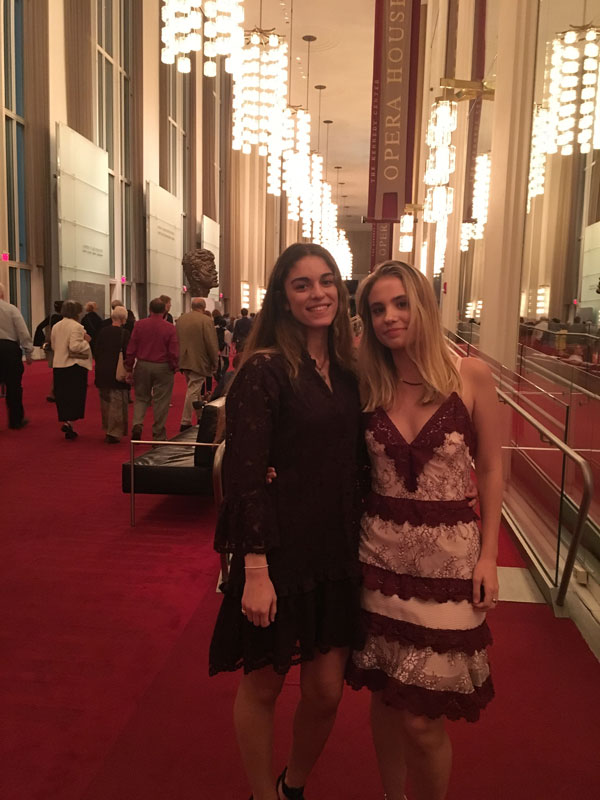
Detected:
left=455, top=354, right=464, bottom=373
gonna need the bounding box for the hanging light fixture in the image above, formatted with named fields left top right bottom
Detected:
left=230, top=28, right=288, bottom=174
left=160, top=1, right=245, bottom=76
left=423, top=99, right=457, bottom=224
left=461, top=153, right=491, bottom=249
left=536, top=25, right=600, bottom=161
left=203, top=1, right=245, bottom=77
left=399, top=213, right=414, bottom=253
left=527, top=105, right=551, bottom=212
left=161, top=1, right=204, bottom=73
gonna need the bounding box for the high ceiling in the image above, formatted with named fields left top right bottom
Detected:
left=243, top=0, right=375, bottom=231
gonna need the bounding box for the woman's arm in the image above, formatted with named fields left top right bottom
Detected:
left=463, top=358, right=503, bottom=611
left=68, top=323, right=91, bottom=355
left=216, top=355, right=281, bottom=626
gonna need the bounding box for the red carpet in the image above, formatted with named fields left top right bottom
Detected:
left=1, top=362, right=599, bottom=799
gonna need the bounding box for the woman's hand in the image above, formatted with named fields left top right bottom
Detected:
left=466, top=477, right=478, bottom=509
left=242, top=569, right=277, bottom=627
left=83, top=333, right=92, bottom=343
left=472, top=557, right=499, bottom=611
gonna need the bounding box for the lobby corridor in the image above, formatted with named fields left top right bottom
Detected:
left=1, top=363, right=599, bottom=800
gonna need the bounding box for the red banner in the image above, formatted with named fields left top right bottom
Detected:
left=367, top=0, right=421, bottom=223
left=370, top=222, right=394, bottom=270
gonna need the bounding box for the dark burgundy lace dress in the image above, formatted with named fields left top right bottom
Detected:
left=346, top=392, right=494, bottom=722
left=209, top=352, right=364, bottom=676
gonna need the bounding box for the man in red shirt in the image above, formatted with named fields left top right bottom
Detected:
left=125, top=298, right=179, bottom=441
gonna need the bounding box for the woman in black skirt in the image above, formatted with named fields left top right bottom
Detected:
left=50, top=300, right=92, bottom=440
left=209, top=243, right=364, bottom=800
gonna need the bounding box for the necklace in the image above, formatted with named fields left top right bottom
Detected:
left=315, top=358, right=329, bottom=377
left=400, top=377, right=423, bottom=386
left=313, top=355, right=330, bottom=378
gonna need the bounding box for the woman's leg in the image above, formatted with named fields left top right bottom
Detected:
left=284, top=647, right=348, bottom=791
left=234, top=666, right=286, bottom=800
left=401, top=710, right=452, bottom=800
left=370, top=692, right=407, bottom=800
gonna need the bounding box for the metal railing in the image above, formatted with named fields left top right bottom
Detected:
left=446, top=329, right=596, bottom=606
left=496, top=390, right=594, bottom=606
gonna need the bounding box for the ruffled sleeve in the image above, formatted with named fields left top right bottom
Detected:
left=214, top=354, right=281, bottom=555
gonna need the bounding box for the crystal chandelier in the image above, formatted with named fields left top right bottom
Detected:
left=160, top=1, right=245, bottom=77
left=527, top=105, right=551, bottom=212
left=230, top=28, right=289, bottom=195
left=423, top=100, right=457, bottom=223
left=398, top=213, right=414, bottom=253
left=160, top=1, right=203, bottom=73
left=282, top=108, right=311, bottom=221
left=460, top=154, right=491, bottom=251
left=203, top=0, right=245, bottom=78
left=546, top=27, right=600, bottom=156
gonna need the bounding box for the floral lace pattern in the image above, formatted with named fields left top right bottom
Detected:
left=360, top=515, right=481, bottom=580
left=346, top=664, right=494, bottom=722
left=347, top=391, right=493, bottom=722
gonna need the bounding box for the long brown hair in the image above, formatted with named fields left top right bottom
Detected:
left=242, top=242, right=355, bottom=377
left=357, top=260, right=460, bottom=410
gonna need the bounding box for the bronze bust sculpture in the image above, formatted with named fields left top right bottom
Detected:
left=182, top=248, right=219, bottom=297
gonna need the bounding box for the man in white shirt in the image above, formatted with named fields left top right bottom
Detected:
left=0, top=282, right=33, bottom=429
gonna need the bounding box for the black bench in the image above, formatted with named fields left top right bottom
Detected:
left=122, top=397, right=225, bottom=518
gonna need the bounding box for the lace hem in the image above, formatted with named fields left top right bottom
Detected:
left=213, top=490, right=279, bottom=555
left=209, top=644, right=330, bottom=677
left=345, top=665, right=494, bottom=722
left=362, top=563, right=474, bottom=603
left=362, top=610, right=492, bottom=655
left=366, top=493, right=478, bottom=527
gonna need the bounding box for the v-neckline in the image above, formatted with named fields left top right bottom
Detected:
left=381, top=392, right=457, bottom=446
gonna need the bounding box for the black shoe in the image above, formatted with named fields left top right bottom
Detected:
left=65, top=428, right=78, bottom=440
left=9, top=419, right=29, bottom=430
left=131, top=425, right=142, bottom=440
left=276, top=769, right=305, bottom=800
left=180, top=423, right=192, bottom=432
left=61, top=423, right=71, bottom=433
left=105, top=435, right=120, bottom=444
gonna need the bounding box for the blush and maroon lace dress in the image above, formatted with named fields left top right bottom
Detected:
left=209, top=352, right=364, bottom=676
left=346, top=392, right=494, bottom=721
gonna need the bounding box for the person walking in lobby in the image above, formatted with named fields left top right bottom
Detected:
left=125, top=297, right=179, bottom=441
left=50, top=300, right=92, bottom=440
left=94, top=305, right=131, bottom=443
left=175, top=297, right=219, bottom=431
left=232, top=307, right=252, bottom=352
left=81, top=301, right=103, bottom=351
left=0, top=282, right=34, bottom=430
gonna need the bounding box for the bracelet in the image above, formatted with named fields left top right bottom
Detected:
left=244, top=564, right=268, bottom=570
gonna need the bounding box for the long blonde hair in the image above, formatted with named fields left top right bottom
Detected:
left=357, top=260, right=460, bottom=411
left=241, top=242, right=355, bottom=378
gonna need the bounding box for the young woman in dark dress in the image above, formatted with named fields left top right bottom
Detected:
left=209, top=243, right=364, bottom=800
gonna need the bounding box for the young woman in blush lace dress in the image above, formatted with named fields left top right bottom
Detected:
left=209, top=243, right=364, bottom=800
left=346, top=261, right=502, bottom=800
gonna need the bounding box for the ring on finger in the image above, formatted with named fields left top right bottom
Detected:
left=491, top=598, right=498, bottom=604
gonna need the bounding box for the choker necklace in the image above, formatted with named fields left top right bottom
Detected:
left=400, top=377, right=423, bottom=386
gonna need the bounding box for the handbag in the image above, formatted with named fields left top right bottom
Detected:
left=115, top=330, right=128, bottom=382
